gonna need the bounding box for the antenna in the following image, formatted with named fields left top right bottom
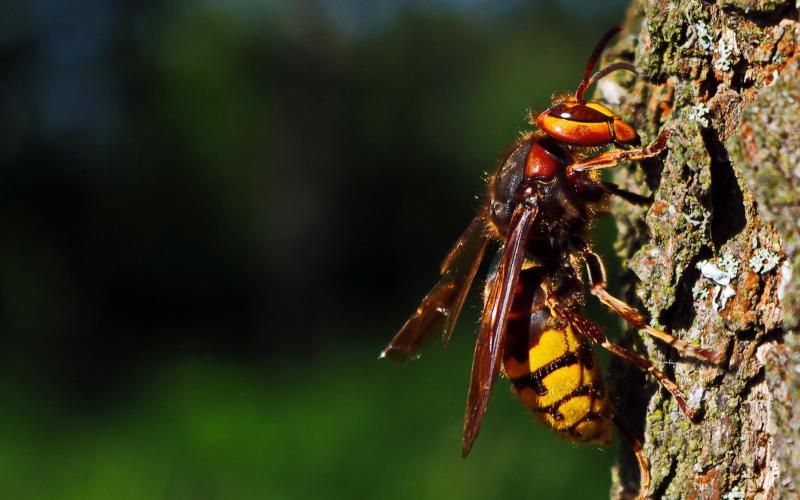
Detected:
left=575, top=26, right=622, bottom=103
left=583, top=61, right=637, bottom=97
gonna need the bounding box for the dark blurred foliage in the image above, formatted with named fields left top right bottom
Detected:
left=0, top=1, right=629, bottom=498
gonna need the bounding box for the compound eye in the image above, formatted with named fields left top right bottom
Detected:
left=549, top=102, right=609, bottom=123
left=585, top=102, right=615, bottom=117
left=536, top=104, right=615, bottom=147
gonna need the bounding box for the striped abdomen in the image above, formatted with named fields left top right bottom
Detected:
left=502, top=267, right=612, bottom=444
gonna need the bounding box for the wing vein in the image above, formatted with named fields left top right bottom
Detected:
left=462, top=199, right=538, bottom=456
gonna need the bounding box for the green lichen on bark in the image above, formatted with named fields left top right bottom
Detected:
left=729, top=58, right=800, bottom=500
left=604, top=1, right=798, bottom=498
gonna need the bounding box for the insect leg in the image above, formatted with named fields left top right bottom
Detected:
left=552, top=303, right=696, bottom=420
left=574, top=241, right=725, bottom=365
left=612, top=412, right=651, bottom=500
left=602, top=181, right=652, bottom=206
left=567, top=129, right=668, bottom=173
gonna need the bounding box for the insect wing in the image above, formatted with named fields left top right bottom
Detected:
left=462, top=200, right=538, bottom=457
left=381, top=212, right=490, bottom=362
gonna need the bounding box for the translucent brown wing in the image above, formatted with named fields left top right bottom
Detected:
left=380, top=211, right=490, bottom=362
left=462, top=200, right=538, bottom=457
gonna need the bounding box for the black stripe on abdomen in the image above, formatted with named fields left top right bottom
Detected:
left=509, top=351, right=580, bottom=396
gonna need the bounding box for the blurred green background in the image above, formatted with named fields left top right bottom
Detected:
left=0, top=0, right=631, bottom=498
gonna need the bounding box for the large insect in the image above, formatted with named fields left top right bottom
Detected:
left=381, top=26, right=724, bottom=497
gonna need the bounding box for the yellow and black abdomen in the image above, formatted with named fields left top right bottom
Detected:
left=502, top=268, right=611, bottom=445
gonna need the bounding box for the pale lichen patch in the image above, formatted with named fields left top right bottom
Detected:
left=696, top=254, right=740, bottom=311
left=714, top=29, right=739, bottom=72
left=686, top=103, right=711, bottom=127
left=749, top=248, right=780, bottom=274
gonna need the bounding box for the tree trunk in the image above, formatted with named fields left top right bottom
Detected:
left=601, top=2, right=799, bottom=498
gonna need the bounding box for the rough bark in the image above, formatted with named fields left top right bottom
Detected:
left=599, top=2, right=799, bottom=498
